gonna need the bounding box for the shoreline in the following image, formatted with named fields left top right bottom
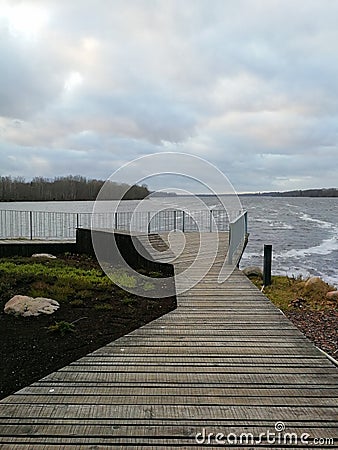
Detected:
left=272, top=270, right=338, bottom=289
left=247, top=272, right=338, bottom=358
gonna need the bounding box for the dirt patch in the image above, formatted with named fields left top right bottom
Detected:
left=0, top=254, right=176, bottom=399
left=286, top=309, right=338, bottom=358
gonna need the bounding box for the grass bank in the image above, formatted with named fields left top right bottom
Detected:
left=251, top=275, right=337, bottom=311
left=250, top=275, right=338, bottom=358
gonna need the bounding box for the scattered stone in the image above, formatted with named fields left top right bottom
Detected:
left=32, top=253, right=57, bottom=259
left=326, top=291, right=338, bottom=300
left=288, top=297, right=306, bottom=308
left=286, top=309, right=338, bottom=357
left=305, top=276, right=324, bottom=288
left=242, top=266, right=263, bottom=278
left=4, top=295, right=60, bottom=317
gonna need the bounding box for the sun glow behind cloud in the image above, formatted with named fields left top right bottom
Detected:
left=64, top=72, right=83, bottom=91
left=1, top=3, right=49, bottom=40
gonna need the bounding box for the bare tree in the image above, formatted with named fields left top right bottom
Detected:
left=0, top=176, right=150, bottom=202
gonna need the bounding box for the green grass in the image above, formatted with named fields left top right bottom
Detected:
left=142, top=281, right=155, bottom=291
left=120, top=296, right=137, bottom=306
left=93, top=303, right=114, bottom=311
left=108, top=270, right=137, bottom=288
left=69, top=299, right=85, bottom=307
left=47, top=320, right=75, bottom=336
left=251, top=275, right=336, bottom=311
left=0, top=256, right=140, bottom=306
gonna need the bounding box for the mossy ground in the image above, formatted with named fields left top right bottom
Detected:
left=249, top=275, right=337, bottom=357
left=0, top=253, right=176, bottom=399
left=0, top=253, right=163, bottom=304
left=250, top=275, right=337, bottom=311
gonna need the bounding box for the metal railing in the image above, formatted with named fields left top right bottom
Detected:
left=0, top=208, right=232, bottom=240
left=227, top=211, right=248, bottom=266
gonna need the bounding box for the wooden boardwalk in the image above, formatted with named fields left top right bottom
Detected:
left=0, top=232, right=337, bottom=448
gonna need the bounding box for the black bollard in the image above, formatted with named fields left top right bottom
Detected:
left=263, top=244, right=272, bottom=286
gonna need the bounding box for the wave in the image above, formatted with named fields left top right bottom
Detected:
left=255, top=218, right=294, bottom=230
left=241, top=251, right=261, bottom=259
left=299, top=213, right=333, bottom=229
left=274, top=267, right=338, bottom=287
left=270, top=222, right=294, bottom=230
left=273, top=267, right=310, bottom=280
left=316, top=272, right=338, bottom=288
left=275, top=235, right=338, bottom=259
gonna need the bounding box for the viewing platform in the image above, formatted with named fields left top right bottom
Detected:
left=0, top=229, right=337, bottom=448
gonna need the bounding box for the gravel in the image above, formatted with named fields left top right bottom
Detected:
left=286, top=309, right=338, bottom=359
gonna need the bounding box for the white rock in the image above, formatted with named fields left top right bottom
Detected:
left=304, top=276, right=326, bottom=288
left=32, top=253, right=57, bottom=259
left=4, top=295, right=60, bottom=317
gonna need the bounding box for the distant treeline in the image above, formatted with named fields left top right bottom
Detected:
left=0, top=176, right=150, bottom=201
left=245, top=188, right=338, bottom=198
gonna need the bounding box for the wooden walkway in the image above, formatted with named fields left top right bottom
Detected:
left=0, top=232, right=337, bottom=448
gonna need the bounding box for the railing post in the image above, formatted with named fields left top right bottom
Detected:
left=147, top=211, right=151, bottom=234
left=29, top=211, right=33, bottom=240
left=209, top=209, right=213, bottom=232
left=227, top=226, right=232, bottom=265
left=263, top=244, right=272, bottom=286
left=114, top=212, right=118, bottom=229
left=173, top=210, right=177, bottom=231
left=182, top=210, right=185, bottom=232
left=76, top=213, right=79, bottom=229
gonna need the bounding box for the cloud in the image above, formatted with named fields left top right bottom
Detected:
left=0, top=0, right=337, bottom=191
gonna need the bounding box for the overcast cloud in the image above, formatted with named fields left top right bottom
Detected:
left=0, top=0, right=337, bottom=192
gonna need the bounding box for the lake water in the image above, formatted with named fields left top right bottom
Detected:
left=239, top=196, right=338, bottom=287
left=1, top=196, right=337, bottom=286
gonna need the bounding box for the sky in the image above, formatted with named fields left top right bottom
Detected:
left=0, top=0, right=337, bottom=193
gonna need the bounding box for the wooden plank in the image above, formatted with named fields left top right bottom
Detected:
left=4, top=394, right=337, bottom=408
left=15, top=386, right=338, bottom=397
left=88, top=346, right=323, bottom=356
left=0, top=423, right=337, bottom=439
left=0, top=403, right=337, bottom=421
left=35, top=371, right=338, bottom=385
left=66, top=358, right=335, bottom=368
left=57, top=365, right=337, bottom=375
left=2, top=417, right=337, bottom=428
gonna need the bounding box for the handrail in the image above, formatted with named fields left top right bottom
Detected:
left=227, top=210, right=248, bottom=266
left=0, top=208, right=232, bottom=240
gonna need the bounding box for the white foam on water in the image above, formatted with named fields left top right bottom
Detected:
left=275, top=235, right=338, bottom=259
left=241, top=250, right=262, bottom=260
left=240, top=199, right=338, bottom=286
left=251, top=217, right=294, bottom=230
left=273, top=267, right=311, bottom=280
left=299, top=213, right=333, bottom=229
left=256, top=218, right=269, bottom=222
left=316, top=271, right=338, bottom=288
left=268, top=221, right=294, bottom=230
left=274, top=267, right=338, bottom=287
